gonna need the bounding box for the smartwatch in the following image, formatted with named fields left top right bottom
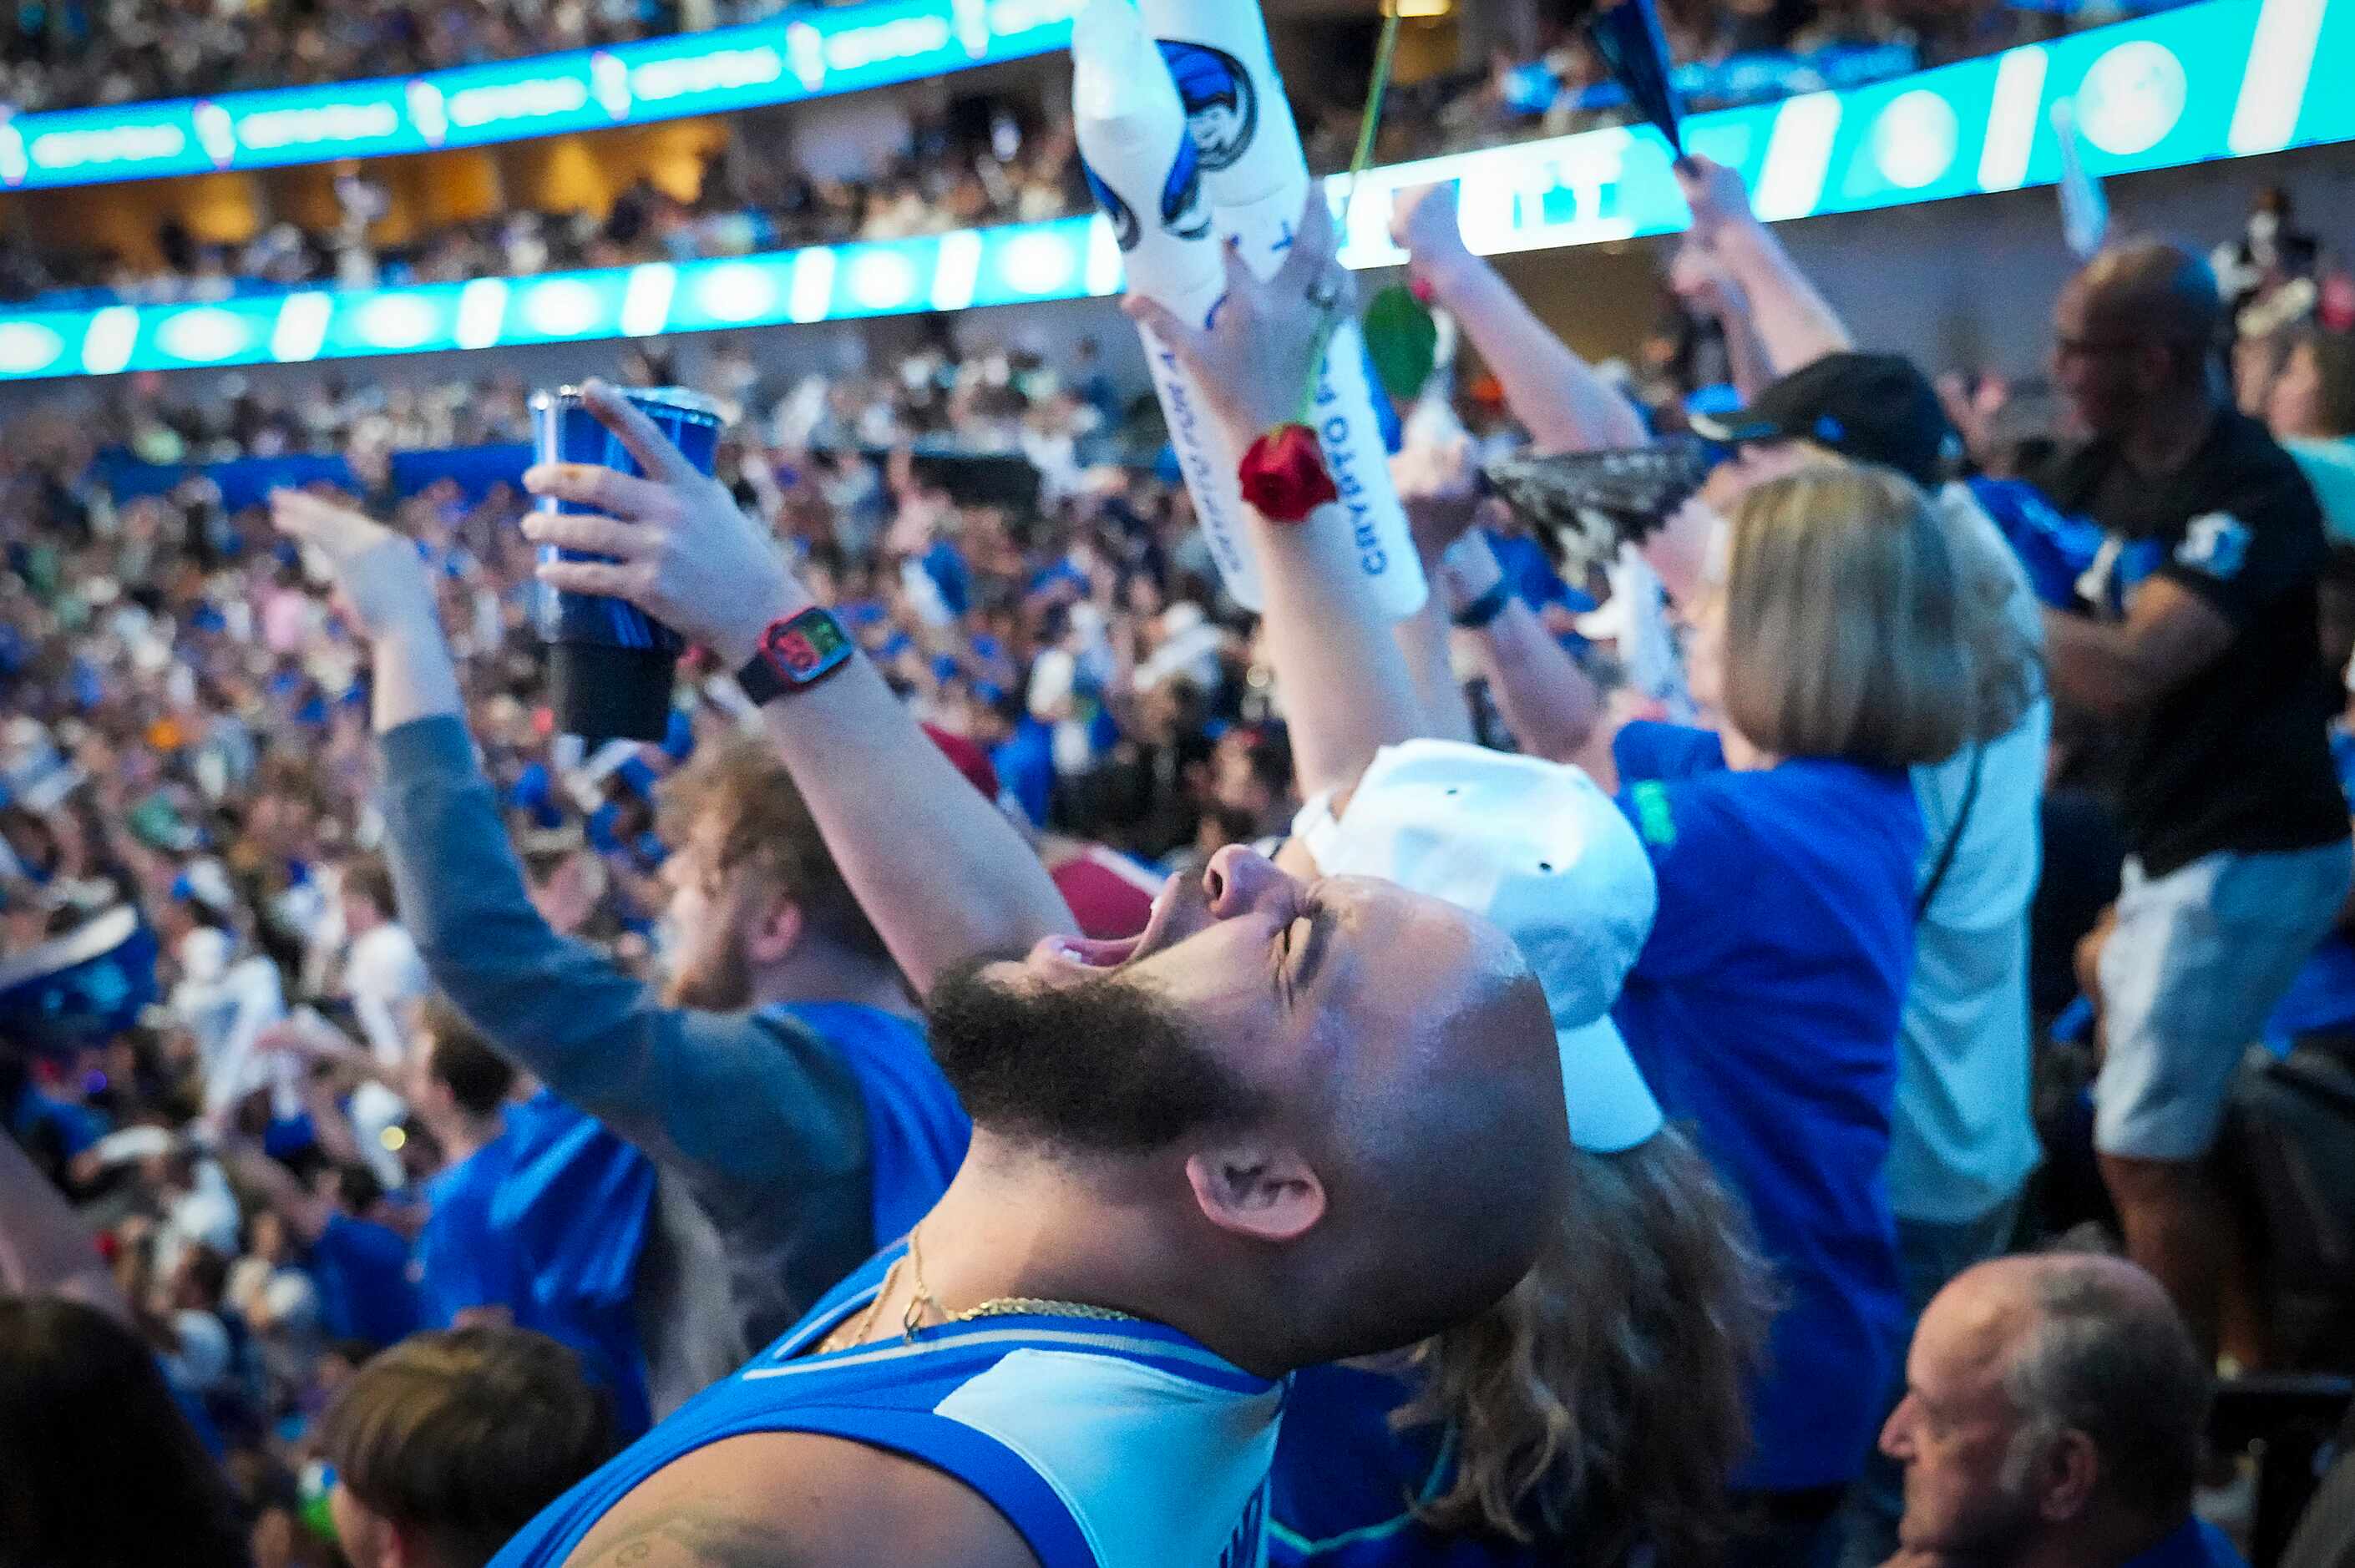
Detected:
left=736, top=605, right=855, bottom=705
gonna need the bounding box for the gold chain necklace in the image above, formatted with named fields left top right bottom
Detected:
left=816, top=1227, right=1142, bottom=1355
left=899, top=1224, right=1139, bottom=1342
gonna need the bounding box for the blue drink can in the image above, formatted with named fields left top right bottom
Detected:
left=530, top=384, right=725, bottom=741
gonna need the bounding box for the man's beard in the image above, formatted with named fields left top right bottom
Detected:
left=663, top=930, right=757, bottom=1012
left=924, top=957, right=1267, bottom=1154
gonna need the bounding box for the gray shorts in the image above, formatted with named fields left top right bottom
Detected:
left=2094, top=838, right=2353, bottom=1161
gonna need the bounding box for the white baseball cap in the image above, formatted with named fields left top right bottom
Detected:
left=1291, top=739, right=1664, bottom=1153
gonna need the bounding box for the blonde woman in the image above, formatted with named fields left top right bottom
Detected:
left=1423, top=455, right=2039, bottom=1563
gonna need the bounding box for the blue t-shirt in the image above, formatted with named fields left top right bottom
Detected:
left=416, top=1140, right=525, bottom=1328
left=415, top=1092, right=659, bottom=1434
left=308, top=1214, right=423, bottom=1348
left=1609, top=721, right=1919, bottom=1493
left=763, top=1003, right=971, bottom=1248
left=1269, top=1363, right=1562, bottom=1567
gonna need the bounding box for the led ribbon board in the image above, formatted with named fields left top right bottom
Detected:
left=0, top=0, right=2338, bottom=382
left=0, top=0, right=1087, bottom=190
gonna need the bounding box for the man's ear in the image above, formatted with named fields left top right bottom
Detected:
left=1184, top=1143, right=1327, bottom=1243
left=2032, top=1427, right=2100, bottom=1525
left=742, top=887, right=805, bottom=968
left=334, top=1496, right=401, bottom=1568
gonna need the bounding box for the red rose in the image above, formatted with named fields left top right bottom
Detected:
left=1238, top=423, right=1338, bottom=524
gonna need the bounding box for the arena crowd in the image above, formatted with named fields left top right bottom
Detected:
left=3, top=116, right=2355, bottom=1568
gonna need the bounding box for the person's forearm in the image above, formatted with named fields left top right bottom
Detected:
left=1438, top=533, right=1606, bottom=772
left=1711, top=287, right=1777, bottom=402
left=2038, top=609, right=2160, bottom=718
left=301, top=1079, right=369, bottom=1168
left=370, top=623, right=464, bottom=733
left=1416, top=251, right=1648, bottom=453
left=1711, top=220, right=1853, bottom=376
left=377, top=716, right=871, bottom=1193
left=1393, top=589, right=1476, bottom=745
left=1467, top=604, right=1608, bottom=771
left=289, top=1013, right=395, bottom=1088
left=756, top=647, right=1076, bottom=994
left=1244, top=502, right=1431, bottom=801
left=215, top=1136, right=330, bottom=1243
left=0, top=1131, right=132, bottom=1323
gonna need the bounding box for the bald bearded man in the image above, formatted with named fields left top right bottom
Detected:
left=447, top=210, right=1573, bottom=1565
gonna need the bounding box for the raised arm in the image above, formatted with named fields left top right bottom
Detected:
left=1127, top=199, right=1429, bottom=800
left=0, top=1128, right=133, bottom=1322
left=1394, top=183, right=1649, bottom=454
left=1388, top=432, right=1485, bottom=746
left=258, top=1011, right=393, bottom=1090
left=1436, top=534, right=1617, bottom=787
left=1669, top=240, right=1775, bottom=402
left=269, top=489, right=875, bottom=1235
left=518, top=383, right=1076, bottom=996
left=210, top=1130, right=334, bottom=1246
left=1675, top=154, right=1853, bottom=376
left=256, top=1014, right=387, bottom=1169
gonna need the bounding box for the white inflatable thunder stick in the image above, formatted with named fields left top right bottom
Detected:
left=1071, top=0, right=1264, bottom=609
left=1137, top=0, right=1427, bottom=618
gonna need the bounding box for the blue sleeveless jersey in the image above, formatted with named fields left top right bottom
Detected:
left=493, top=1243, right=1288, bottom=1568
left=763, top=1001, right=971, bottom=1247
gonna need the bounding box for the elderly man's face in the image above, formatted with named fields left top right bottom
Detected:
left=1880, top=1281, right=2039, bottom=1556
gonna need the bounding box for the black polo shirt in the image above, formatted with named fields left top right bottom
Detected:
left=2039, top=410, right=2347, bottom=877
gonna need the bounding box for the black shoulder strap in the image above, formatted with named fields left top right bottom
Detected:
left=1917, top=743, right=1987, bottom=923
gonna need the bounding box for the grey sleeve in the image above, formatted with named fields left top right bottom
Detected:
left=375, top=716, right=872, bottom=1211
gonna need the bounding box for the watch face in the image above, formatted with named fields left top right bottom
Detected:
left=763, top=609, right=851, bottom=680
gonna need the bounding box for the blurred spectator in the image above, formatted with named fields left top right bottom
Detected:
left=2038, top=241, right=2352, bottom=1354
left=1, top=1127, right=249, bottom=1568
left=317, top=1326, right=616, bottom=1568
left=2266, top=329, right=2355, bottom=544
left=0, top=1295, right=251, bottom=1568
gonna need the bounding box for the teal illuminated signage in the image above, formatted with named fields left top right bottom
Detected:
left=0, top=0, right=1086, bottom=191
left=0, top=0, right=2338, bottom=382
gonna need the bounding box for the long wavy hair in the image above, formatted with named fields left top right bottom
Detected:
left=1392, top=1125, right=1780, bottom=1565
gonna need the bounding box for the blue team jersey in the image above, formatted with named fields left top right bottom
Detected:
left=494, top=1243, right=1289, bottom=1568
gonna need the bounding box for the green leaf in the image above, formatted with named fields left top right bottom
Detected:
left=1362, top=284, right=1439, bottom=405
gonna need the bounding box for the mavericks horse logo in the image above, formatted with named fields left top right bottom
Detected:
left=1083, top=135, right=1211, bottom=255
left=1158, top=40, right=1258, bottom=173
